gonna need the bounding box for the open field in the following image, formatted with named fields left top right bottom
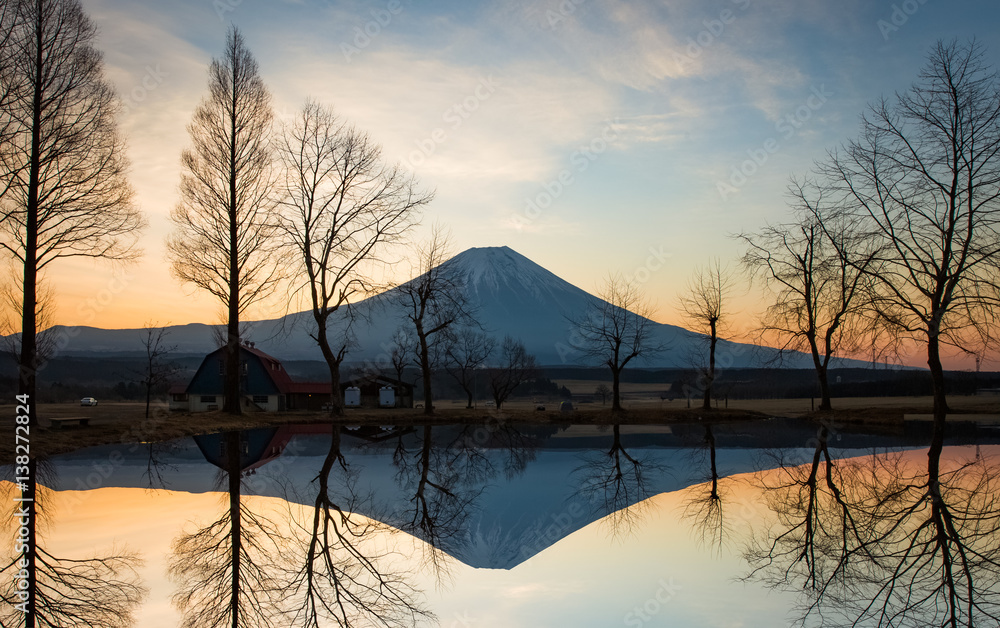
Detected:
left=1, top=395, right=998, bottom=459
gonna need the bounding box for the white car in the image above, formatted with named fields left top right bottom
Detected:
left=80, top=397, right=98, bottom=406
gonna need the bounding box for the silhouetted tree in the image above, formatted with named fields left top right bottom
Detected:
left=444, top=327, right=494, bottom=409
left=678, top=259, right=735, bottom=410
left=738, top=183, right=879, bottom=411
left=486, top=335, right=536, bottom=410
left=0, top=459, right=147, bottom=628
left=167, top=27, right=281, bottom=416
left=681, top=423, right=730, bottom=553
left=571, top=274, right=661, bottom=411
left=278, top=100, right=429, bottom=417
left=135, top=322, right=178, bottom=419
left=817, top=40, right=1000, bottom=427
left=0, top=0, right=144, bottom=427
left=284, top=428, right=432, bottom=627
left=396, top=228, right=470, bottom=415
left=573, top=424, right=660, bottom=537
left=169, top=431, right=288, bottom=627
left=594, top=383, right=611, bottom=405
left=744, top=423, right=1000, bottom=626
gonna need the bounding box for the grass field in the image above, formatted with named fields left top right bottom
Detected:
left=1, top=394, right=997, bottom=459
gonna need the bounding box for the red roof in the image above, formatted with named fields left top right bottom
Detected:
left=285, top=381, right=333, bottom=395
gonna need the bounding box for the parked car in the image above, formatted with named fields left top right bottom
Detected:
left=80, top=397, right=98, bottom=406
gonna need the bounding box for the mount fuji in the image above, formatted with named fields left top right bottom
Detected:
left=39, top=246, right=801, bottom=368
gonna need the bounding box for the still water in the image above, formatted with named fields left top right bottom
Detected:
left=5, top=418, right=1000, bottom=627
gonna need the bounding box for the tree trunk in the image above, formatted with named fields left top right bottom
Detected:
left=21, top=459, right=37, bottom=628
left=145, top=381, right=152, bottom=419
left=611, top=366, right=622, bottom=412
left=316, top=319, right=344, bottom=417
left=927, top=324, right=949, bottom=435
left=416, top=325, right=433, bottom=415
left=226, top=431, right=241, bottom=628
left=20, top=1, right=44, bottom=430
left=705, top=424, right=719, bottom=500
left=223, top=56, right=241, bottom=416
left=816, top=365, right=832, bottom=412
left=702, top=319, right=718, bottom=411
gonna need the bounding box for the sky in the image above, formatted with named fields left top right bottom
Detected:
left=38, top=0, right=1000, bottom=365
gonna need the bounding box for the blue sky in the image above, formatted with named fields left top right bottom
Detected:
left=55, top=0, right=1000, bottom=339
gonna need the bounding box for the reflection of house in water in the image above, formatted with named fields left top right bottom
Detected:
left=194, top=428, right=292, bottom=474
left=194, top=425, right=409, bottom=475
left=169, top=342, right=413, bottom=412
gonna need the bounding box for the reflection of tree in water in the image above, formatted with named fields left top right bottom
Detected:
left=169, top=431, right=287, bottom=628
left=574, top=423, right=663, bottom=537
left=744, top=425, right=1000, bottom=626
left=388, top=423, right=536, bottom=576
left=284, top=427, right=432, bottom=628
left=681, top=423, right=731, bottom=552
left=0, top=458, right=146, bottom=628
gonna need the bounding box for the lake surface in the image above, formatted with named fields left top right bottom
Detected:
left=5, top=418, right=1000, bottom=627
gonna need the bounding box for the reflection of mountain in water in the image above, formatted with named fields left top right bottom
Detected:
left=46, top=420, right=1000, bottom=570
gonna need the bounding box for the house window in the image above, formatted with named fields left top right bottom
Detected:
left=252, top=395, right=268, bottom=404
left=200, top=395, right=216, bottom=403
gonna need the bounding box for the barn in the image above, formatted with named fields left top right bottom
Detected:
left=169, top=342, right=413, bottom=412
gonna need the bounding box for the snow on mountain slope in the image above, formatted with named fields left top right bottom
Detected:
left=34, top=245, right=805, bottom=367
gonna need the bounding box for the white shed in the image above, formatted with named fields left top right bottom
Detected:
left=379, top=386, right=396, bottom=408
left=344, top=386, right=361, bottom=407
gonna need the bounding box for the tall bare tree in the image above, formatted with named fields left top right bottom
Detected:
left=278, top=100, right=429, bottom=417
left=284, top=428, right=432, bottom=627
left=571, top=274, right=660, bottom=411
left=678, top=259, right=735, bottom=411
left=444, top=327, right=494, bottom=409
left=819, top=40, right=1000, bottom=429
left=486, top=335, right=536, bottom=410
left=0, top=459, right=147, bottom=628
left=738, top=181, right=879, bottom=411
left=0, top=0, right=144, bottom=427
left=135, top=322, right=178, bottom=419
left=170, top=431, right=288, bottom=628
left=396, top=228, right=470, bottom=415
left=167, top=26, right=281, bottom=416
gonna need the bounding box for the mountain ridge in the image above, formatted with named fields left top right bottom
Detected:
left=18, top=246, right=816, bottom=368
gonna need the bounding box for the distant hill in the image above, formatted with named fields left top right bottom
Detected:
left=22, top=246, right=848, bottom=368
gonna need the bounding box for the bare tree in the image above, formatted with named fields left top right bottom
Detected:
left=134, top=322, right=178, bottom=419
left=594, top=383, right=611, bottom=405
left=388, top=326, right=412, bottom=385
left=571, top=274, right=661, bottom=411
left=0, top=0, right=144, bottom=427
left=444, top=327, right=494, bottom=409
left=681, top=423, right=731, bottom=553
left=283, top=428, right=432, bottom=627
left=278, top=101, right=429, bottom=417
left=0, top=459, right=147, bottom=628
left=486, top=335, right=536, bottom=410
left=169, top=431, right=288, bottom=628
left=167, top=26, right=281, bottom=416
left=396, top=228, right=470, bottom=415
left=819, top=40, right=1000, bottom=428
left=744, top=426, right=1000, bottom=626
left=678, top=259, right=735, bottom=411
left=1, top=263, right=57, bottom=364
left=737, top=182, right=879, bottom=411
left=573, top=423, right=661, bottom=537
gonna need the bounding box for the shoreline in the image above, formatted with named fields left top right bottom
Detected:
left=3, top=395, right=999, bottom=459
